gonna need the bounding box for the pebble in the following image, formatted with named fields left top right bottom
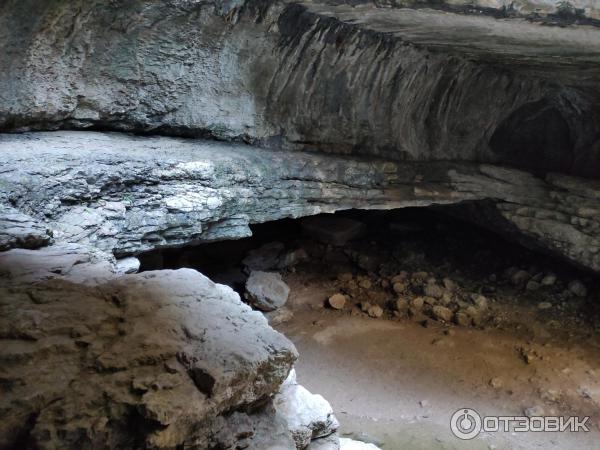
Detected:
left=392, top=282, right=406, bottom=294
left=424, top=284, right=444, bottom=299
left=471, top=294, right=488, bottom=310
left=526, top=280, right=540, bottom=291
left=367, top=305, right=384, bottom=318
left=359, top=279, right=372, bottom=289
left=361, top=302, right=372, bottom=312
left=395, top=298, right=409, bottom=311
left=411, top=297, right=424, bottom=309
left=537, top=301, right=552, bottom=310
left=541, top=273, right=557, bottom=286
left=432, top=305, right=453, bottom=322
left=328, top=293, right=347, bottom=310
left=454, top=311, right=471, bottom=327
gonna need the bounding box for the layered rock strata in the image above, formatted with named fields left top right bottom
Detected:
left=2, top=131, right=599, bottom=272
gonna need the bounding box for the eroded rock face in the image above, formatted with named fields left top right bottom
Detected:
left=0, top=249, right=298, bottom=449
left=2, top=131, right=600, bottom=273
left=1, top=0, right=599, bottom=178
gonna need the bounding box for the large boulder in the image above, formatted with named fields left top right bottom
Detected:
left=0, top=249, right=298, bottom=449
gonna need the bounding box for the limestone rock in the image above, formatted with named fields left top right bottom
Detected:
left=245, top=271, right=290, bottom=312
left=115, top=256, right=141, bottom=274
left=274, top=370, right=340, bottom=449
left=0, top=263, right=297, bottom=449
left=0, top=205, right=52, bottom=251
left=328, top=293, right=347, bottom=310
left=432, top=305, right=453, bottom=322
left=0, top=243, right=117, bottom=285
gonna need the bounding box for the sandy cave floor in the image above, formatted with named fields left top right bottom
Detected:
left=276, top=271, right=600, bottom=450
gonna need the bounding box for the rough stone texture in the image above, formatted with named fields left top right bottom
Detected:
left=245, top=271, right=291, bottom=311
left=1, top=0, right=600, bottom=178
left=274, top=369, right=340, bottom=449
left=0, top=205, right=52, bottom=251
left=2, top=131, right=600, bottom=273
left=0, top=248, right=298, bottom=449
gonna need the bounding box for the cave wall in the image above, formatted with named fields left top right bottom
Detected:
left=2, top=0, right=600, bottom=177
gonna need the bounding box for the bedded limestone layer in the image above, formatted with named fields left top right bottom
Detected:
left=1, top=131, right=600, bottom=272
left=1, top=0, right=599, bottom=177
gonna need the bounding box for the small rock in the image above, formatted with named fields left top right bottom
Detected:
left=391, top=272, right=408, bottom=284
left=471, top=294, right=488, bottom=310
left=538, top=301, right=552, bottom=310
left=424, top=284, right=444, bottom=299
left=115, top=257, right=140, bottom=274
left=392, top=282, right=406, bottom=294
left=410, top=297, right=424, bottom=309
left=360, top=302, right=372, bottom=313
left=359, top=279, right=372, bottom=290
left=367, top=305, right=383, bottom=318
left=526, top=280, right=540, bottom=291
left=541, top=273, right=557, bottom=286
left=245, top=271, right=290, bottom=311
left=328, top=294, right=347, bottom=310
left=395, top=298, right=409, bottom=311
left=568, top=280, right=587, bottom=297
left=432, top=305, right=453, bottom=322
left=419, top=399, right=429, bottom=408
left=454, top=311, right=471, bottom=327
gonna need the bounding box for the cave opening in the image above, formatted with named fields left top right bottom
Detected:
left=137, top=206, right=600, bottom=449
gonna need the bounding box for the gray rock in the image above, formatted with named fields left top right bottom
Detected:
left=0, top=205, right=53, bottom=251
left=432, top=305, right=453, bottom=322
left=115, top=256, right=140, bottom=274
left=245, top=271, right=290, bottom=312
left=328, top=293, right=347, bottom=310
left=541, top=273, right=557, bottom=286
left=367, top=305, right=384, bottom=318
